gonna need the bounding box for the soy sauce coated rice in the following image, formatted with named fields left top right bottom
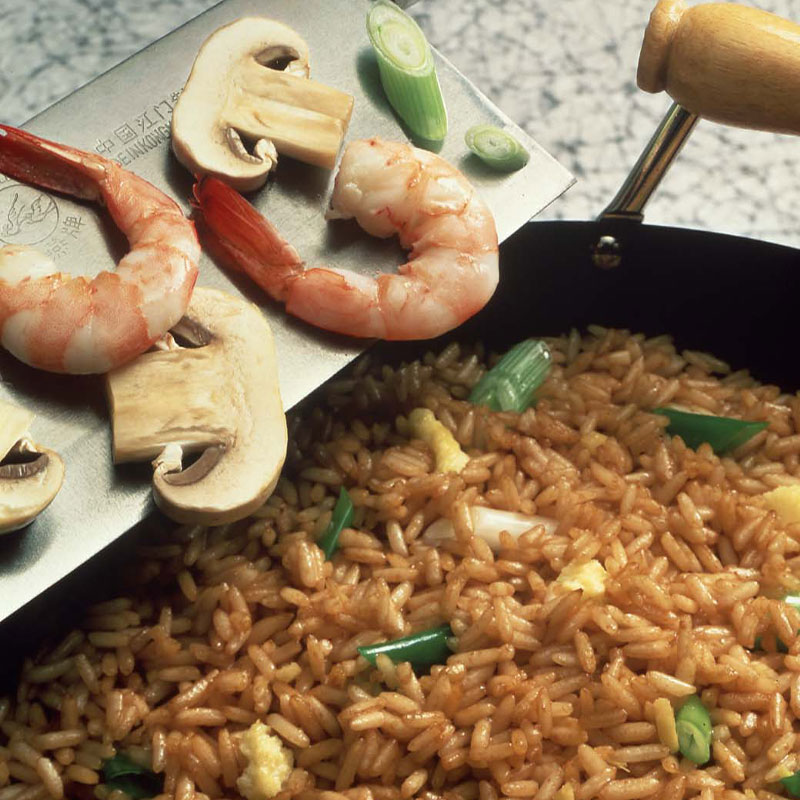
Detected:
left=3, top=326, right=800, bottom=800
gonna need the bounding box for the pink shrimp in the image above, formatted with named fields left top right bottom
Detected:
left=0, top=125, right=199, bottom=373
left=193, top=137, right=498, bottom=340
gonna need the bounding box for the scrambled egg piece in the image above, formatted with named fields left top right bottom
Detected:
left=554, top=785, right=575, bottom=800
left=237, top=721, right=293, bottom=800
left=408, top=408, right=469, bottom=473
left=776, top=765, right=794, bottom=780
left=653, top=697, right=679, bottom=753
left=581, top=431, right=608, bottom=454
left=763, top=485, right=800, bottom=525
left=556, top=560, right=608, bottom=598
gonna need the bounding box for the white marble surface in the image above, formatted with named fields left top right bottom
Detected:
left=1, top=0, right=798, bottom=247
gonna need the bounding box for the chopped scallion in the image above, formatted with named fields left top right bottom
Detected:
left=358, top=624, right=453, bottom=671
left=102, top=754, right=162, bottom=800
left=754, top=593, right=800, bottom=652
left=653, top=407, right=767, bottom=455
left=784, top=593, right=800, bottom=611
left=423, top=506, right=557, bottom=553
left=782, top=769, right=800, bottom=797
left=366, top=0, right=447, bottom=141
left=318, top=487, right=354, bottom=560
left=469, top=339, right=551, bottom=413
left=675, top=695, right=712, bottom=765
left=465, top=125, right=530, bottom=172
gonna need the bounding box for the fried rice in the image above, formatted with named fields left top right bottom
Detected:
left=3, top=326, right=800, bottom=800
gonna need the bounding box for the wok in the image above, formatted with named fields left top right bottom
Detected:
left=2, top=0, right=800, bottom=682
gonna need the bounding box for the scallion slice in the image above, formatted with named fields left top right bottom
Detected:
left=423, top=506, right=557, bottom=553
left=358, top=623, right=453, bottom=671
left=318, top=487, right=354, bottom=560
left=469, top=339, right=551, bottom=412
left=653, top=407, right=767, bottom=455
left=784, top=593, right=800, bottom=611
left=675, top=695, right=712, bottom=765
left=782, top=769, right=800, bottom=797
left=366, top=0, right=447, bottom=141
left=465, top=125, right=530, bottom=172
left=753, top=593, right=800, bottom=652
left=102, top=754, right=162, bottom=800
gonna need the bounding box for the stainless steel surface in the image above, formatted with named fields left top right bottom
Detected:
left=0, top=0, right=573, bottom=621
left=600, top=103, right=698, bottom=221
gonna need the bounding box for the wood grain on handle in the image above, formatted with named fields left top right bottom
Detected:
left=638, top=0, right=800, bottom=135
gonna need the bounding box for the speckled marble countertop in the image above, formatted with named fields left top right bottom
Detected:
left=1, top=0, right=798, bottom=247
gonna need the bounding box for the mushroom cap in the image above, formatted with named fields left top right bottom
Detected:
left=172, top=17, right=311, bottom=192
left=0, top=443, right=65, bottom=535
left=107, top=288, right=288, bottom=526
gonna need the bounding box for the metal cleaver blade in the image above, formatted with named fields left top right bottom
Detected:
left=0, top=0, right=574, bottom=622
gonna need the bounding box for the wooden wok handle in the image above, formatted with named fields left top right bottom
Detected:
left=638, top=0, right=800, bottom=135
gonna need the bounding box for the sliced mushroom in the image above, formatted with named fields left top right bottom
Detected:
left=106, top=288, right=287, bottom=526
left=0, top=401, right=65, bottom=534
left=172, top=17, right=355, bottom=191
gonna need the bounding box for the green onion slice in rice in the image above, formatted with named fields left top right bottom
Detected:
left=784, top=593, right=800, bottom=611
left=754, top=593, right=800, bottom=652
left=423, top=506, right=557, bottom=552
left=102, top=754, right=162, bottom=800
left=753, top=632, right=790, bottom=653
left=653, top=407, right=768, bottom=455
left=675, top=696, right=712, bottom=765
left=318, top=487, right=354, bottom=560
left=469, top=339, right=551, bottom=413
left=358, top=623, right=453, bottom=671
left=465, top=124, right=530, bottom=172
left=782, top=770, right=800, bottom=797
left=366, top=0, right=447, bottom=141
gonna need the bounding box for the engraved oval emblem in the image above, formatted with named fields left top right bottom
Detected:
left=0, top=184, right=59, bottom=246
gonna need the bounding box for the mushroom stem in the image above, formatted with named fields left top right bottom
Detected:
left=225, top=66, right=354, bottom=170
left=241, top=61, right=354, bottom=123
left=108, top=345, right=236, bottom=463
left=106, top=288, right=288, bottom=526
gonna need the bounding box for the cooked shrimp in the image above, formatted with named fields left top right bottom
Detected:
left=194, top=137, right=498, bottom=340
left=0, top=125, right=199, bottom=373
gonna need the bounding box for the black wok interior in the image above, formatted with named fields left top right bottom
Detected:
left=441, top=219, right=800, bottom=392
left=2, top=218, right=799, bottom=685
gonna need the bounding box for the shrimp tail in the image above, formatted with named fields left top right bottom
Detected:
left=192, top=176, right=303, bottom=302
left=0, top=124, right=103, bottom=202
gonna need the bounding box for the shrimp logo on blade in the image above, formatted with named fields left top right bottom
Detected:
left=0, top=184, right=58, bottom=246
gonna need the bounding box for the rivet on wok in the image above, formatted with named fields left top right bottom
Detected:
left=591, top=235, right=622, bottom=270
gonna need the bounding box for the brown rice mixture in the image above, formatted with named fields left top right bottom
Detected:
left=3, top=326, right=800, bottom=800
